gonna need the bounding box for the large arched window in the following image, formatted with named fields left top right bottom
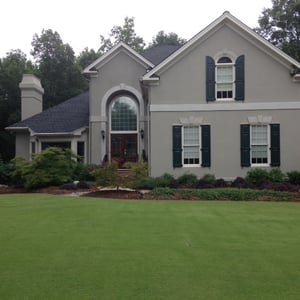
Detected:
left=111, top=95, right=138, bottom=131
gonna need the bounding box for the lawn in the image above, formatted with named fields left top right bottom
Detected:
left=0, top=195, right=300, bottom=300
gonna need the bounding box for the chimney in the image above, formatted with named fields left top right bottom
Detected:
left=19, top=74, right=44, bottom=120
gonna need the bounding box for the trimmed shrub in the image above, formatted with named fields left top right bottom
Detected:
left=72, top=163, right=95, bottom=181
left=201, top=174, right=216, bottom=183
left=136, top=177, right=157, bottom=190
left=215, top=178, right=228, bottom=188
left=232, top=177, right=254, bottom=189
left=177, top=173, right=198, bottom=186
left=246, top=168, right=270, bottom=184
left=287, top=171, right=300, bottom=185
left=268, top=168, right=286, bottom=182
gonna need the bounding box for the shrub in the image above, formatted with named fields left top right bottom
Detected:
left=136, top=177, right=157, bottom=189
left=231, top=177, right=254, bottom=189
left=177, top=173, right=198, bottom=186
left=123, top=161, right=148, bottom=188
left=72, top=163, right=95, bottom=181
left=157, top=173, right=176, bottom=187
left=287, top=171, right=300, bottom=185
left=268, top=168, right=286, bottom=182
left=18, top=147, right=76, bottom=189
left=201, top=174, right=216, bottom=183
left=92, top=162, right=122, bottom=187
left=215, top=178, right=228, bottom=188
left=0, top=162, right=15, bottom=185
left=246, top=168, right=270, bottom=184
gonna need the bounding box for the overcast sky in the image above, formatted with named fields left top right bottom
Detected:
left=1, top=0, right=272, bottom=59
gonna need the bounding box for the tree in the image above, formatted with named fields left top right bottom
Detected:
left=31, top=29, right=88, bottom=108
left=255, top=0, right=300, bottom=61
left=147, top=31, right=186, bottom=50
left=76, top=47, right=100, bottom=70
left=0, top=50, right=34, bottom=161
left=99, top=17, right=145, bottom=54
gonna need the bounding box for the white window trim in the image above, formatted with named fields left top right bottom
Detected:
left=215, top=59, right=235, bottom=101
left=250, top=124, right=270, bottom=167
left=182, top=125, right=201, bottom=167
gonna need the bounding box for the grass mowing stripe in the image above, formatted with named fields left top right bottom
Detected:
left=0, top=194, right=300, bottom=299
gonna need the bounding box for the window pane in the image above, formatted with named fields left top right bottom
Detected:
left=111, top=96, right=137, bottom=131
left=217, top=66, right=233, bottom=83
left=252, top=125, right=268, bottom=145
left=183, top=126, right=199, bottom=145
left=251, top=125, right=268, bottom=164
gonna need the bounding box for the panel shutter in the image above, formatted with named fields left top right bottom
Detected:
left=235, top=55, right=245, bottom=101
left=172, top=125, right=182, bottom=168
left=206, top=56, right=216, bottom=101
left=201, top=125, right=211, bottom=167
left=240, top=124, right=250, bottom=167
left=270, top=124, right=280, bottom=166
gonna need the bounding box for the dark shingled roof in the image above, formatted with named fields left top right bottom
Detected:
left=143, top=45, right=181, bottom=65
left=8, top=92, right=89, bottom=133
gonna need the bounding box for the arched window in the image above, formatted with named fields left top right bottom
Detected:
left=216, top=56, right=234, bottom=99
left=110, top=95, right=138, bottom=131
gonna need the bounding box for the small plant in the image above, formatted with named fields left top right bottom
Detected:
left=201, top=174, right=216, bottom=183
left=123, top=161, right=148, bottom=188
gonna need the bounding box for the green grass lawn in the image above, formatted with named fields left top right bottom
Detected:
left=1, top=195, right=300, bottom=300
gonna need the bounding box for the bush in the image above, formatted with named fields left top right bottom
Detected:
left=92, top=162, right=121, bottom=187
left=13, top=147, right=76, bottom=189
left=123, top=161, right=148, bottom=188
left=246, top=168, right=270, bottom=184
left=0, top=162, right=15, bottom=185
left=268, top=168, right=286, bottom=182
left=232, top=177, right=254, bottom=189
left=287, top=171, right=300, bottom=185
left=72, top=163, right=95, bottom=181
left=201, top=174, right=216, bottom=183
left=136, top=177, right=157, bottom=189
left=177, top=173, right=198, bottom=186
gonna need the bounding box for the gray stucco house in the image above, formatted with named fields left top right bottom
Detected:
left=7, top=12, right=300, bottom=179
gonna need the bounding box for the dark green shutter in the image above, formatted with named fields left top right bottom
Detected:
left=172, top=125, right=182, bottom=168
left=270, top=124, right=280, bottom=166
left=206, top=56, right=215, bottom=101
left=201, top=125, right=211, bottom=167
left=240, top=124, right=250, bottom=167
left=235, top=55, right=245, bottom=101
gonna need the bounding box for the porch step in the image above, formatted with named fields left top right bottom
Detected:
left=117, top=169, right=133, bottom=177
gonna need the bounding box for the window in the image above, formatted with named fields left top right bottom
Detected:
left=111, top=95, right=137, bottom=131
left=216, top=57, right=234, bottom=99
left=41, top=142, right=71, bottom=151
left=77, top=141, right=85, bottom=162
left=250, top=125, right=269, bottom=165
left=183, top=126, right=200, bottom=165
left=173, top=125, right=211, bottom=168
left=240, top=124, right=280, bottom=167
left=206, top=55, right=245, bottom=101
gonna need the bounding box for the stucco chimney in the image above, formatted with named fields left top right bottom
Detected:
left=19, top=74, right=44, bottom=120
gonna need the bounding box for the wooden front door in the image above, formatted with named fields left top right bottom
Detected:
left=111, top=134, right=138, bottom=167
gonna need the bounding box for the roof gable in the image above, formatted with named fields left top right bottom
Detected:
left=83, top=42, right=154, bottom=75
left=143, top=12, right=300, bottom=82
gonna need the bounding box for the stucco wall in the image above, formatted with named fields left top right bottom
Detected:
left=89, top=50, right=148, bottom=164
left=15, top=132, right=30, bottom=160
left=150, top=25, right=299, bottom=106
left=149, top=109, right=300, bottom=179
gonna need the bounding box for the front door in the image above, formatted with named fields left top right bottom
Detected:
left=111, top=134, right=137, bottom=167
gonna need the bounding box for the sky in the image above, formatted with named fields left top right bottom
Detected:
left=0, top=0, right=272, bottom=59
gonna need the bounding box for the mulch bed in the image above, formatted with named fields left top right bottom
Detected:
left=1, top=185, right=300, bottom=201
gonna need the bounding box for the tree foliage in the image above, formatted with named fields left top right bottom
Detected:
left=76, top=47, right=100, bottom=69
left=147, top=31, right=186, bottom=50
left=0, top=50, right=35, bottom=161
left=99, top=17, right=145, bottom=54
left=31, top=29, right=88, bottom=108
left=256, top=0, right=300, bottom=61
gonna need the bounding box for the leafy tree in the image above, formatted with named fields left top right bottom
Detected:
left=146, top=31, right=186, bottom=50
left=255, top=0, right=300, bottom=61
left=0, top=50, right=35, bottom=161
left=31, top=29, right=88, bottom=108
left=76, top=47, right=100, bottom=69
left=99, top=17, right=145, bottom=54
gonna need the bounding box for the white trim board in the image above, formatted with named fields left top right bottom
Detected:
left=150, top=101, right=300, bottom=112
